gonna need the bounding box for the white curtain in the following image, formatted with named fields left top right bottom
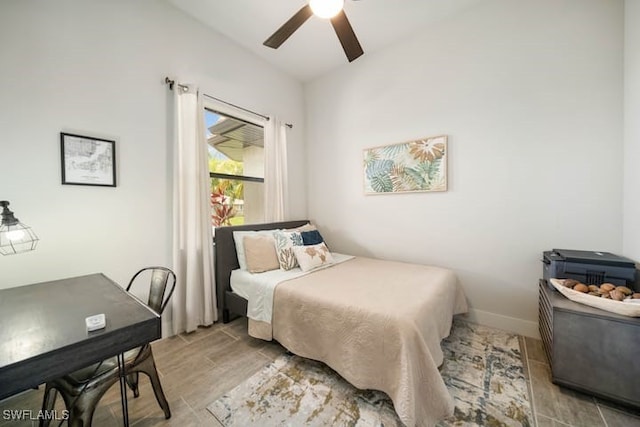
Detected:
left=171, top=84, right=217, bottom=334
left=264, top=116, right=289, bottom=221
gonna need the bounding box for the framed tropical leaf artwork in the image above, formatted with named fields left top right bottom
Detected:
left=363, top=135, right=447, bottom=194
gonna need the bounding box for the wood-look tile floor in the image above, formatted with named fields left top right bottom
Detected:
left=521, top=336, right=640, bottom=427
left=1, top=317, right=639, bottom=426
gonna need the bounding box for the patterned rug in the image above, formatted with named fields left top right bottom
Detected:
left=207, top=320, right=533, bottom=426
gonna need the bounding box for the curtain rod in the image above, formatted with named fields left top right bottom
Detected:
left=164, top=77, right=293, bottom=129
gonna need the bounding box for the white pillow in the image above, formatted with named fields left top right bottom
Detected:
left=233, top=230, right=277, bottom=270
left=293, top=242, right=334, bottom=272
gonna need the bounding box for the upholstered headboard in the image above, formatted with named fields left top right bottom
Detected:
left=214, top=220, right=309, bottom=323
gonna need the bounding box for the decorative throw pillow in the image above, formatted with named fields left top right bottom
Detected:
left=293, top=242, right=334, bottom=272
left=286, top=223, right=316, bottom=232
left=243, top=234, right=280, bottom=273
left=273, top=230, right=304, bottom=270
left=301, top=230, right=324, bottom=246
left=233, top=230, right=277, bottom=270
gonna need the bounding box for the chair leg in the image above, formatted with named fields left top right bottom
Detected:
left=134, top=354, right=171, bottom=419
left=126, top=372, right=140, bottom=398
left=51, top=376, right=119, bottom=427
left=147, top=371, right=171, bottom=419
left=68, top=408, right=94, bottom=427
left=55, top=391, right=93, bottom=427
left=39, top=385, right=58, bottom=427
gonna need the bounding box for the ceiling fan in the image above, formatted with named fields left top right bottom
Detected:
left=263, top=0, right=364, bottom=62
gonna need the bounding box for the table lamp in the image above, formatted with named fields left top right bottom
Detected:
left=0, top=201, right=39, bottom=255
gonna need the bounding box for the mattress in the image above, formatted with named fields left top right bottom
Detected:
left=230, top=252, right=354, bottom=323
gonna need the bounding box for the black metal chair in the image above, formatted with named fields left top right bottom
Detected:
left=40, top=267, right=176, bottom=427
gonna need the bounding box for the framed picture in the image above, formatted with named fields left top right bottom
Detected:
left=60, top=133, right=116, bottom=187
left=363, top=134, right=447, bottom=194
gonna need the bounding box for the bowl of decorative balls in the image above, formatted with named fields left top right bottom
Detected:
left=549, top=278, right=640, bottom=317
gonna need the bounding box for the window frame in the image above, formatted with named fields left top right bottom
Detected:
left=204, top=98, right=267, bottom=226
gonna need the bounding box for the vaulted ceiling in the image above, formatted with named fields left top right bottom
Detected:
left=167, top=0, right=482, bottom=82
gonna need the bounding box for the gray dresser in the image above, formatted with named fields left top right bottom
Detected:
left=539, top=280, right=640, bottom=408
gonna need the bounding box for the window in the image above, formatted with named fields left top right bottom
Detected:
left=205, top=108, right=264, bottom=227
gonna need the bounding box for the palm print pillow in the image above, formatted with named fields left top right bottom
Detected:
left=273, top=230, right=303, bottom=270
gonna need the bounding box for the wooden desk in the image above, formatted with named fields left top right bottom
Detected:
left=0, top=273, right=160, bottom=400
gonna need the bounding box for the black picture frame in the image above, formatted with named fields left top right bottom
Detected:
left=60, top=133, right=116, bottom=187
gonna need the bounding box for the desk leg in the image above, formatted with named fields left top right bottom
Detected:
left=117, top=354, right=130, bottom=427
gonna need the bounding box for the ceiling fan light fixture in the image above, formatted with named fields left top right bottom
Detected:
left=309, top=0, right=344, bottom=19
left=263, top=0, right=363, bottom=62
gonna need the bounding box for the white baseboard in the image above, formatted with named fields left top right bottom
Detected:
left=461, top=309, right=540, bottom=339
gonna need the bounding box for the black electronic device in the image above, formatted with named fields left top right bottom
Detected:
left=542, top=249, right=636, bottom=288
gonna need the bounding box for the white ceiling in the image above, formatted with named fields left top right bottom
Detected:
left=167, top=0, right=482, bottom=82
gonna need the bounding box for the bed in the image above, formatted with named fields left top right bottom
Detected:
left=214, top=220, right=468, bottom=427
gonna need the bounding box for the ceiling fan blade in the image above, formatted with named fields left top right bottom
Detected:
left=330, top=10, right=364, bottom=62
left=263, top=4, right=313, bottom=49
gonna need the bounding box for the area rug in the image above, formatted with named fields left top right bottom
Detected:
left=207, top=320, right=533, bottom=426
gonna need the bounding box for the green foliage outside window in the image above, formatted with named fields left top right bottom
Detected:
left=209, top=157, right=245, bottom=226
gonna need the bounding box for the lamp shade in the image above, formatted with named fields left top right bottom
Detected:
left=0, top=201, right=38, bottom=255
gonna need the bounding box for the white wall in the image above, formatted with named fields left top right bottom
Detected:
left=0, top=0, right=306, bottom=291
left=305, top=0, right=624, bottom=337
left=624, top=0, right=640, bottom=261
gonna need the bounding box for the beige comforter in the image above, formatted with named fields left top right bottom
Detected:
left=249, top=256, right=467, bottom=427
